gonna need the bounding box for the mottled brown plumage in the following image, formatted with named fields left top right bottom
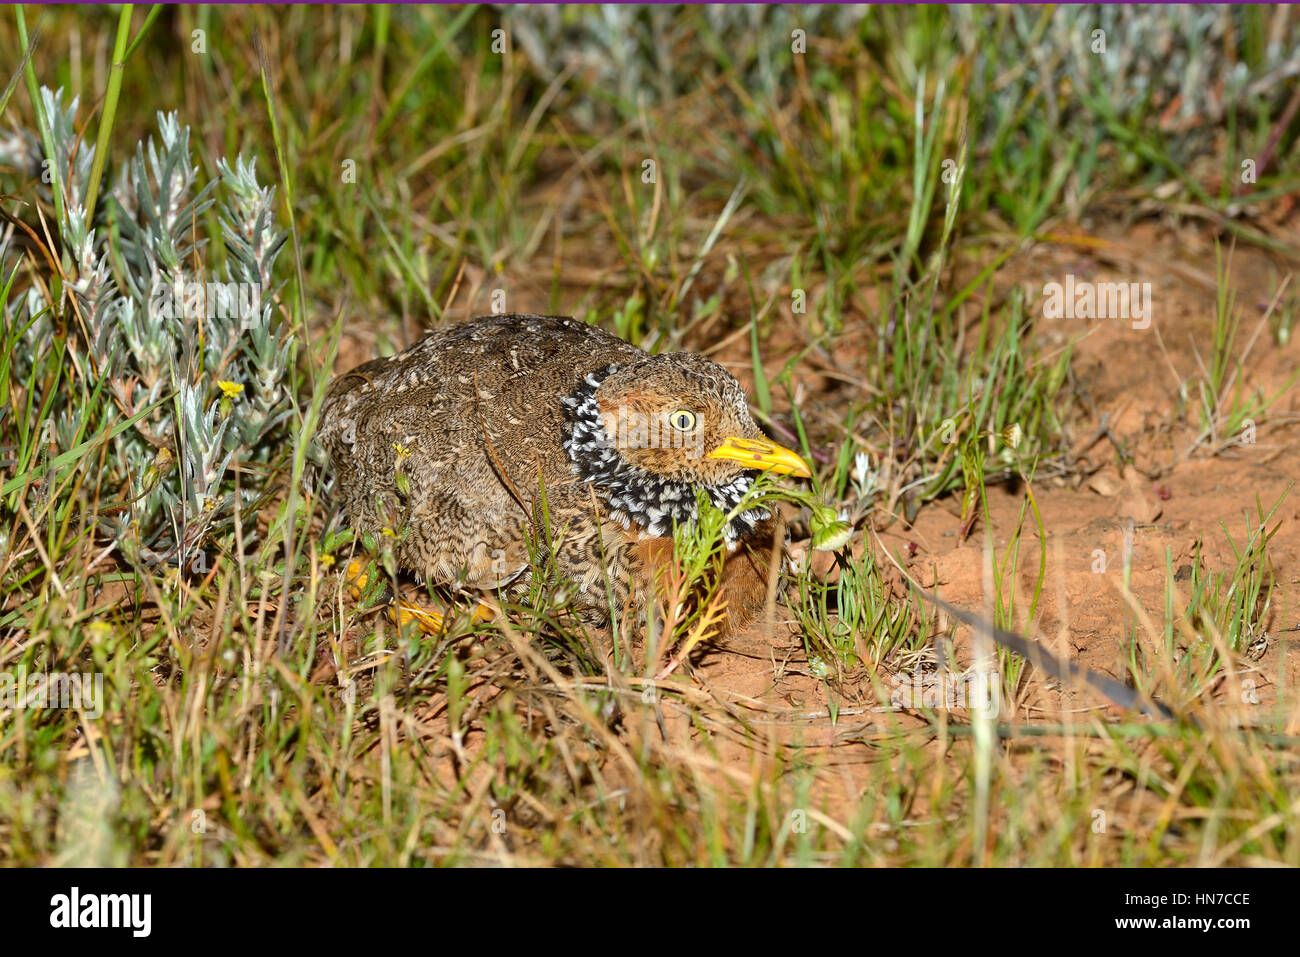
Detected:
left=316, top=313, right=809, bottom=635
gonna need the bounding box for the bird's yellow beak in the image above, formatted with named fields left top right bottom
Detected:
left=707, top=436, right=812, bottom=478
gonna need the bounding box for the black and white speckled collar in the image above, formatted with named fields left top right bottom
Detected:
left=561, top=364, right=767, bottom=541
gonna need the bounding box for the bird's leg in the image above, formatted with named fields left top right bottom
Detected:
left=342, top=484, right=639, bottom=647
left=344, top=559, right=492, bottom=636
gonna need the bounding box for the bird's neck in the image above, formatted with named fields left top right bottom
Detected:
left=561, top=365, right=767, bottom=541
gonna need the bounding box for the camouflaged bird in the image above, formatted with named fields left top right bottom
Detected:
left=316, top=313, right=810, bottom=634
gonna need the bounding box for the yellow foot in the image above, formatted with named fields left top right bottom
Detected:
left=345, top=559, right=493, bottom=636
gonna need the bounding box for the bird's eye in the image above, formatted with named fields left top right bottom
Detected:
left=667, top=409, right=697, bottom=431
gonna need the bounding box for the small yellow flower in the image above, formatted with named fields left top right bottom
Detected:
left=218, top=380, right=244, bottom=417
left=392, top=442, right=411, bottom=463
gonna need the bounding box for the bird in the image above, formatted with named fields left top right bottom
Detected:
left=315, top=313, right=811, bottom=643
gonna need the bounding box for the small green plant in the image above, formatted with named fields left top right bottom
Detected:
left=1190, top=244, right=1299, bottom=455
left=789, top=543, right=924, bottom=674
left=1174, top=494, right=1281, bottom=668
left=0, top=94, right=293, bottom=580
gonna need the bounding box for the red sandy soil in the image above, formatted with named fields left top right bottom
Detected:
left=710, top=223, right=1300, bottom=730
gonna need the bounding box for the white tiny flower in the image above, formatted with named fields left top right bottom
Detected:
left=851, top=450, right=879, bottom=503
left=851, top=450, right=870, bottom=486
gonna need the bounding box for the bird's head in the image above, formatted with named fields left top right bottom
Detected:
left=562, top=353, right=811, bottom=539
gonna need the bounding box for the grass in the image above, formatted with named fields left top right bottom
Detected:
left=1, top=4, right=1299, bottom=866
